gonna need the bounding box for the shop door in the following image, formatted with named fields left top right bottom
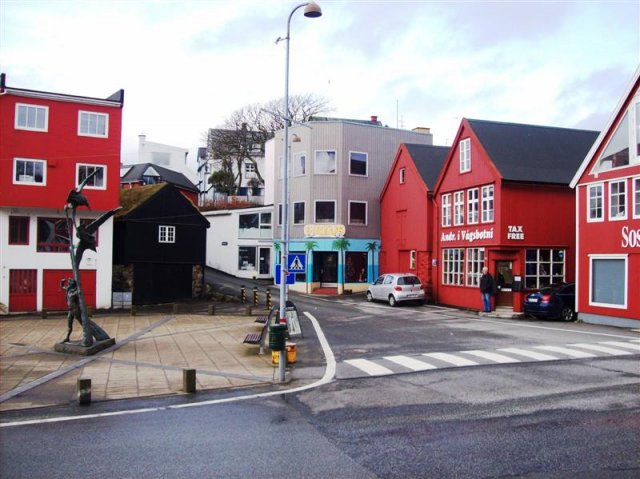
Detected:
left=313, top=252, right=337, bottom=287
left=9, top=270, right=37, bottom=312
left=495, top=261, right=514, bottom=307
left=259, top=247, right=271, bottom=275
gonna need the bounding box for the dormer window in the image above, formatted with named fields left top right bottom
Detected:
left=459, top=138, right=471, bottom=173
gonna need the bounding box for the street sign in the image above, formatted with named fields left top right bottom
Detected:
left=275, top=265, right=295, bottom=285
left=287, top=253, right=306, bottom=273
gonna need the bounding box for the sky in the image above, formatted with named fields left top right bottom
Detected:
left=1, top=0, right=639, bottom=169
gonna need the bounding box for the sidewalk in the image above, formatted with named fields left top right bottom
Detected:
left=0, top=309, right=280, bottom=412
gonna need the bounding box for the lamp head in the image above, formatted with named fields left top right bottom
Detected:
left=304, top=2, right=322, bottom=18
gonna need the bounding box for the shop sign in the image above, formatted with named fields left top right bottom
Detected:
left=441, top=227, right=494, bottom=243
left=507, top=225, right=524, bottom=240
left=621, top=225, right=640, bottom=248
left=304, top=224, right=346, bottom=238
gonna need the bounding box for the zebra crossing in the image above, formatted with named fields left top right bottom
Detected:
left=339, top=339, right=640, bottom=379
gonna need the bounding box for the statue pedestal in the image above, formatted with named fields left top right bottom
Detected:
left=54, top=338, right=115, bottom=356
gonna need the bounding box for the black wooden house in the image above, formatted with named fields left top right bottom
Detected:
left=113, top=183, right=209, bottom=305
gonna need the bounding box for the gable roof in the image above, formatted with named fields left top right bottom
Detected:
left=467, top=119, right=599, bottom=185
left=404, top=144, right=450, bottom=190
left=120, top=163, right=198, bottom=193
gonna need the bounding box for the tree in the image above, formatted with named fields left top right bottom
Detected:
left=365, top=241, right=379, bottom=282
left=303, top=240, right=318, bottom=293
left=332, top=238, right=351, bottom=293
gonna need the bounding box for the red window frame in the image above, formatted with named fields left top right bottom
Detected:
left=9, top=216, right=30, bottom=245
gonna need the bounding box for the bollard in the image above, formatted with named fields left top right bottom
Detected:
left=266, top=289, right=272, bottom=309
left=41, top=309, right=48, bottom=319
left=240, top=286, right=246, bottom=303
left=173, top=303, right=179, bottom=314
left=183, top=368, right=196, bottom=393
left=245, top=305, right=253, bottom=316
left=77, top=377, right=91, bottom=406
left=130, top=305, right=137, bottom=316
left=253, top=287, right=258, bottom=306
left=208, top=304, right=215, bottom=316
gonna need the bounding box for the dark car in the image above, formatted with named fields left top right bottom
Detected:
left=523, top=282, right=576, bottom=321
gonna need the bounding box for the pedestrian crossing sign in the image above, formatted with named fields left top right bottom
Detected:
left=287, top=254, right=306, bottom=273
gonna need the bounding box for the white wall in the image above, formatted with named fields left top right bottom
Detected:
left=138, top=134, right=198, bottom=184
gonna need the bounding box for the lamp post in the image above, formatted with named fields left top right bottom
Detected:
left=277, top=1, right=322, bottom=382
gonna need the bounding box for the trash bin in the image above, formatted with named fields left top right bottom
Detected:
left=269, top=324, right=287, bottom=351
left=272, top=342, right=297, bottom=365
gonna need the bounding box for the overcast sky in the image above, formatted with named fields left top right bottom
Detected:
left=1, top=0, right=639, bottom=168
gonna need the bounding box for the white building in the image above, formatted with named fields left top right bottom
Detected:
left=137, top=134, right=197, bottom=184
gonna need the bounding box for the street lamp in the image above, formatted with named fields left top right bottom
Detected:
left=277, top=1, right=322, bottom=382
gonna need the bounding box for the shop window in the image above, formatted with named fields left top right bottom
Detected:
left=315, top=200, right=336, bottom=223
left=78, top=111, right=108, bottom=138
left=441, top=194, right=451, bottom=227
left=77, top=164, right=106, bottom=189
left=15, top=103, right=48, bottom=131
left=238, top=246, right=257, bottom=271
left=348, top=201, right=367, bottom=225
left=525, top=248, right=565, bottom=289
left=315, top=150, right=336, bottom=174
left=454, top=191, right=464, bottom=226
left=9, top=216, right=29, bottom=245
left=609, top=180, right=627, bottom=220
left=37, top=217, right=70, bottom=252
left=293, top=202, right=305, bottom=224
left=349, top=151, right=368, bottom=176
left=467, top=188, right=479, bottom=224
left=14, top=158, right=46, bottom=185
left=465, top=248, right=485, bottom=287
left=481, top=185, right=494, bottom=223
left=587, top=183, right=604, bottom=222
left=442, top=248, right=465, bottom=285
left=459, top=138, right=471, bottom=173
left=590, top=256, right=627, bottom=308
left=159, top=225, right=175, bottom=243
left=293, top=153, right=306, bottom=176
left=345, top=252, right=368, bottom=283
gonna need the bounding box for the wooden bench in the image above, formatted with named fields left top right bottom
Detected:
left=243, top=308, right=275, bottom=354
left=254, top=315, right=269, bottom=324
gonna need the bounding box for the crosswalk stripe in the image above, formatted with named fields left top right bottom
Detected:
left=422, top=352, right=478, bottom=367
left=384, top=355, right=438, bottom=371
left=498, top=348, right=558, bottom=361
left=602, top=341, right=640, bottom=351
left=534, top=345, right=596, bottom=358
left=569, top=343, right=635, bottom=355
left=462, top=350, right=520, bottom=363
left=344, top=359, right=394, bottom=376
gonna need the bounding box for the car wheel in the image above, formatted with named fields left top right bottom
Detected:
left=366, top=291, right=373, bottom=302
left=560, top=306, right=576, bottom=322
left=388, top=295, right=397, bottom=307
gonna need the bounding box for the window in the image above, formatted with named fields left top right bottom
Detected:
left=590, top=255, right=627, bottom=308
left=14, top=158, right=46, bottom=185
left=481, top=185, right=494, bottom=223
left=348, top=201, right=367, bottom=225
left=37, top=217, right=70, bottom=252
left=597, top=111, right=629, bottom=170
left=293, top=202, right=305, bottom=224
left=9, top=216, right=29, bottom=245
left=345, top=252, right=368, bottom=282
left=15, top=103, right=48, bottom=131
left=399, top=167, right=406, bottom=184
left=349, top=151, right=368, bottom=176
left=78, top=111, right=108, bottom=137
left=459, top=138, right=471, bottom=173
left=587, top=183, right=604, bottom=222
left=293, top=152, right=306, bottom=176
left=609, top=180, right=627, bottom=220
left=159, top=225, right=175, bottom=243
left=315, top=150, right=336, bottom=174
left=238, top=246, right=257, bottom=271
left=409, top=250, right=416, bottom=270
left=442, top=248, right=465, bottom=285
left=315, top=200, right=336, bottom=223
left=244, top=162, right=256, bottom=176
left=277, top=204, right=283, bottom=225
left=466, top=248, right=485, bottom=286
left=77, top=164, right=106, bottom=189
left=239, top=213, right=267, bottom=238
left=525, top=249, right=565, bottom=289
left=441, top=194, right=451, bottom=227
left=454, top=191, right=464, bottom=226
left=633, top=177, right=640, bottom=218
left=467, top=188, right=479, bottom=224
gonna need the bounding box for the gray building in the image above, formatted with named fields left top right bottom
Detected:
left=273, top=116, right=433, bottom=294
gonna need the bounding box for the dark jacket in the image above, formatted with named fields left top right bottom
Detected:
left=480, top=273, right=496, bottom=294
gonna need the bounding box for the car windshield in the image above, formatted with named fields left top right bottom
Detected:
left=398, top=276, right=420, bottom=285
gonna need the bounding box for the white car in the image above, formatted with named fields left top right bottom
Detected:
left=366, top=273, right=425, bottom=306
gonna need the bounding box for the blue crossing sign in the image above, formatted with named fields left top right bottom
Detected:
left=287, top=254, right=306, bottom=273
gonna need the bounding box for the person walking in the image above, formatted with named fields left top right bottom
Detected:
left=479, top=266, right=496, bottom=313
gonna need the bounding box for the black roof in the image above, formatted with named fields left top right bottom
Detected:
left=404, top=144, right=450, bottom=190
left=121, top=163, right=198, bottom=193
left=467, top=119, right=599, bottom=184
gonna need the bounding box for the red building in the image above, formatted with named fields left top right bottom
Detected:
left=379, top=143, right=449, bottom=300
left=433, top=119, right=598, bottom=313
left=0, top=73, right=124, bottom=312
left=570, top=67, right=640, bottom=327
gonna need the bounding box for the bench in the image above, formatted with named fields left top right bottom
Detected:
left=243, top=308, right=276, bottom=354
left=254, top=315, right=269, bottom=324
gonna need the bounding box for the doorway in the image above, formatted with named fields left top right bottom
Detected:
left=259, top=247, right=271, bottom=275
left=495, top=260, right=514, bottom=307
left=313, top=252, right=338, bottom=287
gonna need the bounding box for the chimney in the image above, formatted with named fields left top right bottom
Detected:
left=370, top=115, right=378, bottom=124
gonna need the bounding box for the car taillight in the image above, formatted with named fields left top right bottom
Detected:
left=394, top=286, right=402, bottom=291
left=541, top=294, right=551, bottom=303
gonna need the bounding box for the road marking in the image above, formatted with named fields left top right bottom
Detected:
left=461, top=350, right=521, bottom=364
left=534, top=345, right=596, bottom=358
left=569, top=343, right=635, bottom=355
left=384, top=355, right=438, bottom=371
left=344, top=359, right=394, bottom=376
left=422, top=352, right=479, bottom=367
left=497, top=348, right=558, bottom=361
left=602, top=341, right=640, bottom=351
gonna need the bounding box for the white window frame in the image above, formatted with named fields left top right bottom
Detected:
left=158, top=225, right=176, bottom=243
left=587, top=183, right=604, bottom=222
left=454, top=191, right=464, bottom=226
left=442, top=248, right=465, bottom=285
left=349, top=151, right=368, bottom=177
left=78, top=110, right=109, bottom=138
left=608, top=179, right=627, bottom=221
left=76, top=164, right=107, bottom=190
left=481, top=185, right=494, bottom=223
left=293, top=201, right=305, bottom=224
left=293, top=152, right=306, bottom=177
left=467, top=188, right=479, bottom=224
left=466, top=247, right=485, bottom=287
left=15, top=103, right=48, bottom=132
left=13, top=158, right=47, bottom=186
left=441, top=193, right=452, bottom=227
left=348, top=200, right=367, bottom=226
left=399, top=167, right=406, bottom=184
left=459, top=138, right=471, bottom=173
left=589, top=254, right=628, bottom=309
left=314, top=150, right=337, bottom=175
left=633, top=176, right=640, bottom=219
left=314, top=200, right=336, bottom=224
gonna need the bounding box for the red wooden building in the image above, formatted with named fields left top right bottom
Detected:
left=0, top=73, right=124, bottom=312
left=433, top=119, right=598, bottom=312
left=379, top=143, right=449, bottom=300
left=570, top=67, right=640, bottom=327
